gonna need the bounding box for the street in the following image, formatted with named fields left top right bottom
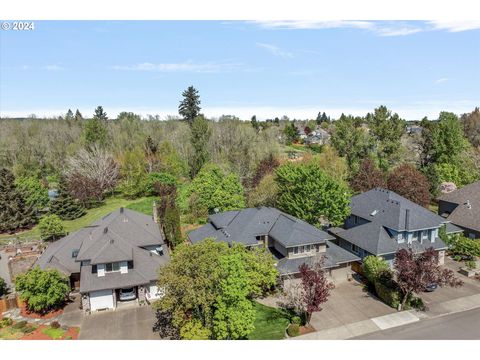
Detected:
left=352, top=308, right=480, bottom=340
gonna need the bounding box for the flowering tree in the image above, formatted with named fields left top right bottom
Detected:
left=394, top=248, right=463, bottom=309
left=299, top=258, right=335, bottom=324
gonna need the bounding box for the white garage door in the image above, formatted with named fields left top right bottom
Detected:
left=89, top=289, right=114, bottom=311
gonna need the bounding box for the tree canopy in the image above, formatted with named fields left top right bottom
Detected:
left=275, top=162, right=351, bottom=227
left=178, top=86, right=201, bottom=124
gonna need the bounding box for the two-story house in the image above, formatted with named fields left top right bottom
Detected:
left=187, top=207, right=359, bottom=283
left=329, top=188, right=463, bottom=266
left=37, top=207, right=169, bottom=312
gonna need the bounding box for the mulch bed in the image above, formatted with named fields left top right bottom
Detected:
left=299, top=324, right=316, bottom=335
left=20, top=325, right=79, bottom=340
left=19, top=301, right=64, bottom=319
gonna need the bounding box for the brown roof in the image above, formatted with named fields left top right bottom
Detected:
left=437, top=181, right=480, bottom=232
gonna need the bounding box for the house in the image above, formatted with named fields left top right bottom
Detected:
left=187, top=207, right=359, bottom=283
left=304, top=127, right=331, bottom=145
left=329, top=188, right=463, bottom=266
left=437, top=181, right=480, bottom=239
left=36, top=207, right=169, bottom=313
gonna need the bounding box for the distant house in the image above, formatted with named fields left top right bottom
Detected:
left=329, top=188, right=462, bottom=266
left=304, top=127, right=331, bottom=145
left=406, top=124, right=423, bottom=135
left=36, top=208, right=169, bottom=312
left=187, top=207, right=359, bottom=283
left=437, top=181, right=480, bottom=239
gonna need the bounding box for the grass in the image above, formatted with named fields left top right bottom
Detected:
left=0, top=196, right=155, bottom=244
left=42, top=326, right=66, bottom=339
left=0, top=323, right=37, bottom=340
left=247, top=302, right=290, bottom=340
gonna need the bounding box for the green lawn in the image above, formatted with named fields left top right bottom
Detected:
left=248, top=302, right=290, bottom=340
left=0, top=196, right=156, bottom=244
left=42, top=326, right=66, bottom=339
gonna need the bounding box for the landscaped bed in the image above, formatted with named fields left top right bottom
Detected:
left=247, top=302, right=290, bottom=340
left=0, top=319, right=79, bottom=340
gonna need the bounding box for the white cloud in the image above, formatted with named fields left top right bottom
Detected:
left=251, top=20, right=480, bottom=36
left=428, top=20, right=480, bottom=32
left=43, top=64, right=64, bottom=71
left=256, top=43, right=294, bottom=58
left=112, top=60, right=242, bottom=73
left=435, top=78, right=448, bottom=84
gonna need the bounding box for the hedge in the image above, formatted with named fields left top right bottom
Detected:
left=374, top=280, right=400, bottom=309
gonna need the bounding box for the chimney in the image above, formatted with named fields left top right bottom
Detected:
left=153, top=201, right=159, bottom=223
left=405, top=209, right=410, bottom=231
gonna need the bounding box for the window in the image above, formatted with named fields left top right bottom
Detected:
left=299, top=246, right=304, bottom=254
left=105, top=262, right=120, bottom=273
left=293, top=247, right=298, bottom=254
left=92, top=265, right=97, bottom=274
left=305, top=245, right=310, bottom=252
left=353, top=215, right=358, bottom=225
left=127, top=261, right=134, bottom=269
left=351, top=244, right=359, bottom=254
left=71, top=249, right=79, bottom=258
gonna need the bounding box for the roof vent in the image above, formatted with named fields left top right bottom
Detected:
left=104, top=227, right=108, bottom=234
left=370, top=210, right=378, bottom=217
left=465, top=200, right=472, bottom=209
left=110, top=238, right=114, bottom=244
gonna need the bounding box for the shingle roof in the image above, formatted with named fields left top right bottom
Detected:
left=351, top=188, right=448, bottom=231
left=188, top=207, right=333, bottom=247
left=276, top=241, right=360, bottom=275
left=437, top=181, right=480, bottom=233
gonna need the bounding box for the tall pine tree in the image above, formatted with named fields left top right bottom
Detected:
left=0, top=168, right=37, bottom=233
left=50, top=177, right=86, bottom=220
left=178, top=86, right=201, bottom=124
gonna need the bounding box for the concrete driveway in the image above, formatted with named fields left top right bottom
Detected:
left=79, top=305, right=160, bottom=340
left=309, top=278, right=396, bottom=331
left=421, top=257, right=480, bottom=308
left=0, top=250, right=12, bottom=289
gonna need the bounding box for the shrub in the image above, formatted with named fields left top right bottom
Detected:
left=291, top=316, right=302, bottom=325
left=408, top=296, right=426, bottom=311
left=38, top=214, right=66, bottom=241
left=373, top=271, right=401, bottom=309
left=12, top=320, right=28, bottom=330
left=0, top=276, right=6, bottom=297
left=50, top=321, right=61, bottom=329
left=23, top=325, right=36, bottom=334
left=1, top=317, right=13, bottom=327
left=466, top=260, right=477, bottom=270
left=286, top=323, right=300, bottom=337
left=363, top=256, right=389, bottom=283
left=146, top=172, right=177, bottom=196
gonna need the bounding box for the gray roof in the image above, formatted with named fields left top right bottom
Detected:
left=437, top=181, right=480, bottom=233
left=188, top=207, right=334, bottom=247
left=330, top=223, right=448, bottom=256
left=276, top=241, right=360, bottom=275
left=79, top=246, right=169, bottom=293
left=37, top=208, right=168, bottom=292
left=351, top=188, right=449, bottom=231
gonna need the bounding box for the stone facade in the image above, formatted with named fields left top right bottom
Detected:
left=81, top=293, right=91, bottom=312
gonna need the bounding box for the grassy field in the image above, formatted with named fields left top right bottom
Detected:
left=247, top=302, right=290, bottom=340
left=0, top=196, right=156, bottom=245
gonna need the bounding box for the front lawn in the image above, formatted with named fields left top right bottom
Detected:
left=42, top=326, right=65, bottom=339
left=0, top=196, right=155, bottom=244
left=248, top=302, right=290, bottom=340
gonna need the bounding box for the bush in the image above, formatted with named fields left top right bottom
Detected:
left=466, top=260, right=477, bottom=270
left=146, top=172, right=177, bottom=196
left=291, top=316, right=302, bottom=325
left=0, top=276, right=6, bottom=297
left=12, top=320, right=28, bottom=330
left=286, top=323, right=300, bottom=337
left=363, top=256, right=389, bottom=283
left=50, top=321, right=61, bottom=329
left=23, top=325, right=36, bottom=334
left=38, top=214, right=66, bottom=241
left=1, top=317, right=13, bottom=328
left=408, top=296, right=426, bottom=311
left=374, top=271, right=401, bottom=309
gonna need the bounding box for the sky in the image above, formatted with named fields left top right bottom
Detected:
left=0, top=20, right=479, bottom=120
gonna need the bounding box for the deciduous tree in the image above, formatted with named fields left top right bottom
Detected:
left=394, top=248, right=463, bottom=309
left=350, top=158, right=386, bottom=193
left=386, top=163, right=431, bottom=207
left=462, top=107, right=480, bottom=147
left=38, top=214, right=66, bottom=241
left=275, top=162, right=351, bottom=226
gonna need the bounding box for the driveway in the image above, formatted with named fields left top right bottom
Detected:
left=79, top=305, right=160, bottom=340
left=309, top=278, right=396, bottom=331
left=421, top=257, right=480, bottom=308
left=0, top=250, right=12, bottom=288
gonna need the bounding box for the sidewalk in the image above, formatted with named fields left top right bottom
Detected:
left=292, top=293, right=480, bottom=340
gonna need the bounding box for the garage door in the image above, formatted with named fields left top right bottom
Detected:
left=89, top=289, right=114, bottom=311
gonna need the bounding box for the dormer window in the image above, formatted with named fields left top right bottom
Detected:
left=105, top=262, right=120, bottom=273
left=71, top=249, right=79, bottom=258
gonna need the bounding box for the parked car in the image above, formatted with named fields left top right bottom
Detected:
left=424, top=283, right=438, bottom=292
left=119, top=288, right=137, bottom=301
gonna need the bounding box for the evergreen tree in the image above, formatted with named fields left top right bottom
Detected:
left=93, top=105, right=108, bottom=121
left=250, top=115, right=259, bottom=131
left=50, top=177, right=86, bottom=220
left=65, top=109, right=74, bottom=120
left=178, top=86, right=201, bottom=124
left=0, top=168, right=37, bottom=233
left=74, top=109, right=83, bottom=121
left=189, top=115, right=212, bottom=178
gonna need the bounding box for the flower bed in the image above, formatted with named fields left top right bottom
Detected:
left=19, top=300, right=64, bottom=319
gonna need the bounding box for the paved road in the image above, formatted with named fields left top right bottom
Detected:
left=352, top=308, right=480, bottom=340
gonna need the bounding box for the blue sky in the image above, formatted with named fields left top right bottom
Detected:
left=1, top=20, right=479, bottom=120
